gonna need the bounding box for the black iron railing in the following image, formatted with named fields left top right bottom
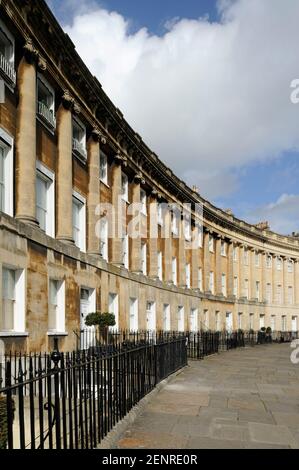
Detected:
left=0, top=336, right=187, bottom=449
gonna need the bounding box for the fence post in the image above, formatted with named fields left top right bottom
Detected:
left=51, top=337, right=62, bottom=449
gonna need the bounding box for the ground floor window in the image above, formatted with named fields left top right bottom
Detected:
left=48, top=279, right=65, bottom=333
left=1, top=266, right=25, bottom=332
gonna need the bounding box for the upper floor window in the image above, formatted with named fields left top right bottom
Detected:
left=0, top=19, right=16, bottom=87
left=266, top=283, right=272, bottom=303
left=288, top=260, right=294, bottom=273
left=37, top=74, right=56, bottom=130
left=140, top=188, right=147, bottom=215
left=184, top=216, right=191, bottom=240
left=99, top=217, right=108, bottom=261
left=276, top=257, right=282, bottom=271
left=244, top=248, right=249, bottom=265
left=256, top=281, right=260, bottom=301
left=221, top=241, right=226, bottom=256
left=233, top=246, right=238, bottom=261
left=244, top=279, right=249, bottom=299
left=209, top=234, right=214, bottom=253
left=234, top=276, right=238, bottom=297
left=141, top=242, right=147, bottom=275
left=100, top=151, right=108, bottom=185
left=122, top=234, right=129, bottom=269
left=185, top=263, right=191, bottom=288
left=121, top=172, right=129, bottom=202
left=72, top=117, right=87, bottom=161
left=266, top=255, right=272, bottom=269
left=0, top=128, right=13, bottom=216
left=288, top=286, right=294, bottom=305
left=157, top=251, right=163, bottom=281
left=36, top=162, right=55, bottom=237
left=171, top=211, right=179, bottom=235
left=72, top=191, right=86, bottom=252
left=157, top=203, right=163, bottom=226
left=198, top=267, right=203, bottom=291
left=276, top=284, right=282, bottom=304
left=255, top=252, right=260, bottom=267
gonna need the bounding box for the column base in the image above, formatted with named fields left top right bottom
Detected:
left=56, top=236, right=75, bottom=245
left=15, top=214, right=39, bottom=226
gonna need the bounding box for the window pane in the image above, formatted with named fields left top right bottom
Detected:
left=2, top=268, right=15, bottom=300
left=0, top=147, right=4, bottom=211
left=49, top=280, right=58, bottom=306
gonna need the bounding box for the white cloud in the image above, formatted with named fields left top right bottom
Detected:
left=61, top=0, right=299, bottom=201
left=246, top=194, right=299, bottom=235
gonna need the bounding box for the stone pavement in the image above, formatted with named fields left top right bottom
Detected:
left=115, top=343, right=299, bottom=449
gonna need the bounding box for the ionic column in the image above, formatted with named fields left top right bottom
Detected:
left=261, top=251, right=267, bottom=303
left=178, top=215, right=186, bottom=287
left=164, top=206, right=173, bottom=283
left=130, top=173, right=143, bottom=272
left=239, top=245, right=245, bottom=297
left=111, top=154, right=126, bottom=265
left=191, top=225, right=199, bottom=288
left=16, top=40, right=40, bottom=224
left=87, top=129, right=105, bottom=254
left=227, top=241, right=234, bottom=297
left=203, top=229, right=211, bottom=292
left=250, top=248, right=255, bottom=299
left=56, top=91, right=78, bottom=243
left=148, top=191, right=158, bottom=278
left=283, top=257, right=288, bottom=305
left=215, top=236, right=222, bottom=295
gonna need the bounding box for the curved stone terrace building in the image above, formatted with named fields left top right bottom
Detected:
left=0, top=0, right=298, bottom=352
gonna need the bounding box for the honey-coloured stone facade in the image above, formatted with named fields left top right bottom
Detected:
left=0, top=0, right=298, bottom=353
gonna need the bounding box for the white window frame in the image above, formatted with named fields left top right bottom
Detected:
left=185, top=263, right=191, bottom=288
left=184, top=216, right=191, bottom=241
left=100, top=151, right=108, bottom=185
left=204, top=309, right=210, bottom=329
left=0, top=127, right=13, bottom=216
left=215, top=311, right=220, bottom=331
left=157, top=203, right=163, bottom=226
left=226, top=312, right=233, bottom=331
left=48, top=278, right=65, bottom=334
left=270, top=315, right=276, bottom=331
left=256, top=281, right=260, bottom=301
left=177, top=306, right=184, bottom=332
left=108, top=293, right=119, bottom=331
left=266, top=255, right=272, bottom=269
left=157, top=251, right=163, bottom=281
left=36, top=73, right=56, bottom=131
left=171, top=211, right=179, bottom=235
left=249, top=313, right=254, bottom=330
left=146, top=301, right=156, bottom=331
left=72, top=190, right=86, bottom=252
left=36, top=161, right=55, bottom=237
left=255, top=252, right=260, bottom=267
left=244, top=279, right=249, bottom=299
left=72, top=116, right=87, bottom=161
left=140, top=188, right=147, bottom=215
left=141, top=241, right=147, bottom=275
left=281, top=315, right=286, bottom=332
left=244, top=248, right=249, bottom=266
left=129, top=297, right=138, bottom=331
left=1, top=265, right=26, bottom=333
left=266, top=283, right=272, bottom=304
left=288, top=260, right=294, bottom=273
left=190, top=308, right=198, bottom=332
left=121, top=172, right=129, bottom=203
left=163, top=303, right=171, bottom=331
left=0, top=18, right=16, bottom=89
left=233, top=246, right=237, bottom=262
left=221, top=241, right=226, bottom=257
left=276, top=284, right=282, bottom=304
left=122, top=234, right=129, bottom=269
left=238, top=312, right=242, bottom=329
left=276, top=257, right=282, bottom=271
left=100, top=217, right=108, bottom=261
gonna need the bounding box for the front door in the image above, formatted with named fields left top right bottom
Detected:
left=226, top=312, right=232, bottom=332
left=80, top=288, right=95, bottom=349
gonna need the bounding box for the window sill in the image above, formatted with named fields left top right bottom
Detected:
left=36, top=115, right=56, bottom=135
left=100, top=179, right=110, bottom=188
left=47, top=331, right=68, bottom=337
left=0, top=331, right=29, bottom=337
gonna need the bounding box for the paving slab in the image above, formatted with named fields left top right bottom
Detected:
left=115, top=344, right=299, bottom=449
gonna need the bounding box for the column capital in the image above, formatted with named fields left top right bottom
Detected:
left=114, top=151, right=127, bottom=167
left=61, top=89, right=81, bottom=113
left=91, top=127, right=106, bottom=144
left=134, top=172, right=145, bottom=184
left=23, top=38, right=47, bottom=70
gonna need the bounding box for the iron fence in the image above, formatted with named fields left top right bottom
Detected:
left=0, top=336, right=187, bottom=449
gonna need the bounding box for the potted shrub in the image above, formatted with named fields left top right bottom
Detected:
left=85, top=312, right=116, bottom=344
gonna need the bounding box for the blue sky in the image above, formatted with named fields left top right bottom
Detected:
left=46, top=0, right=299, bottom=235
